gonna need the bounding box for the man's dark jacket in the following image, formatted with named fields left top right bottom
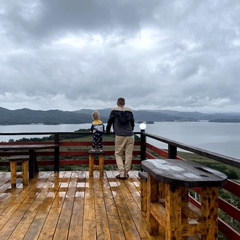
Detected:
left=106, top=107, right=135, bottom=136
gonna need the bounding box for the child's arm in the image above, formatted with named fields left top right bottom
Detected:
left=90, top=124, right=94, bottom=132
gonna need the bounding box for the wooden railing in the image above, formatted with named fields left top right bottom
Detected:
left=141, top=131, right=240, bottom=240
left=0, top=131, right=240, bottom=239
left=0, top=132, right=141, bottom=169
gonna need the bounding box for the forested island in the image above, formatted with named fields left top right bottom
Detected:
left=0, top=107, right=240, bottom=125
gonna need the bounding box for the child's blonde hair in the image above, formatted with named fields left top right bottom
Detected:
left=92, top=111, right=100, bottom=120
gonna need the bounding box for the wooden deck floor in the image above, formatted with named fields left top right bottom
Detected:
left=0, top=170, right=163, bottom=240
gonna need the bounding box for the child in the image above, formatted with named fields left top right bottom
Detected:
left=90, top=111, right=104, bottom=151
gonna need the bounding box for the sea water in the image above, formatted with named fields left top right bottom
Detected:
left=0, top=122, right=239, bottom=159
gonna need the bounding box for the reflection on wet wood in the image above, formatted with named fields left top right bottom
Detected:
left=0, top=171, right=162, bottom=240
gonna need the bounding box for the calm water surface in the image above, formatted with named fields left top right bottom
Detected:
left=145, top=122, right=240, bottom=159
left=0, top=122, right=239, bottom=159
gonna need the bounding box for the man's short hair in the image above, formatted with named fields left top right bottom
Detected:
left=117, top=97, right=125, bottom=106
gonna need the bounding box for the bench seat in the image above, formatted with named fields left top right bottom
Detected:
left=9, top=155, right=29, bottom=187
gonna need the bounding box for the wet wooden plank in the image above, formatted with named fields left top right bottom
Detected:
left=120, top=172, right=160, bottom=240
left=0, top=170, right=157, bottom=240
left=68, top=172, right=85, bottom=240
left=9, top=172, right=54, bottom=240
left=54, top=172, right=81, bottom=240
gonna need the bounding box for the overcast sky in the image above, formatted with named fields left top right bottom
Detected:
left=1, top=0, right=240, bottom=113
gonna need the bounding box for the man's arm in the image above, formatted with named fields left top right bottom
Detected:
left=106, top=112, right=115, bottom=133
left=131, top=117, right=135, bottom=130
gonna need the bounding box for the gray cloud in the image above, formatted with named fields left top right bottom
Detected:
left=0, top=0, right=239, bottom=113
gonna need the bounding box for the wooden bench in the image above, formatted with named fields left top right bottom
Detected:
left=88, top=150, right=105, bottom=178
left=138, top=171, right=148, bottom=212
left=1, top=143, right=59, bottom=178
left=9, top=155, right=29, bottom=187
left=141, top=159, right=228, bottom=240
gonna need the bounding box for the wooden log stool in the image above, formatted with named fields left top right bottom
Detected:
left=138, top=171, right=148, bottom=212
left=9, top=155, right=29, bottom=187
left=88, top=150, right=105, bottom=178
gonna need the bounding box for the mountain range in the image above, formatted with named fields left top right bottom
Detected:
left=0, top=107, right=240, bottom=125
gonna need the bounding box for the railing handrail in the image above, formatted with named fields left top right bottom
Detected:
left=0, top=130, right=239, bottom=163
left=0, top=131, right=141, bottom=135
left=143, top=132, right=240, bottom=168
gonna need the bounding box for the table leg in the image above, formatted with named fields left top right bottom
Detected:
left=29, top=150, right=37, bottom=179
left=147, top=175, right=159, bottom=235
left=165, top=184, right=182, bottom=240
left=158, top=181, right=166, bottom=200
left=201, top=186, right=218, bottom=240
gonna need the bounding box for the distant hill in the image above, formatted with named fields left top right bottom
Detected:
left=0, top=107, right=93, bottom=125
left=0, top=107, right=239, bottom=125
left=153, top=110, right=240, bottom=122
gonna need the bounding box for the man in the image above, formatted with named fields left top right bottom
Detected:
left=106, top=97, right=135, bottom=179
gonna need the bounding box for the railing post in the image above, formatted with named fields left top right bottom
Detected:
left=54, top=133, right=60, bottom=172
left=140, top=129, right=146, bottom=165
left=168, top=144, right=177, bottom=159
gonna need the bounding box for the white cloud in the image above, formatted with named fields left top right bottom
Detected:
left=0, top=0, right=239, bottom=113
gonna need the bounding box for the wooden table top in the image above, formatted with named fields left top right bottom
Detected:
left=0, top=143, right=58, bottom=151
left=141, top=159, right=228, bottom=187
